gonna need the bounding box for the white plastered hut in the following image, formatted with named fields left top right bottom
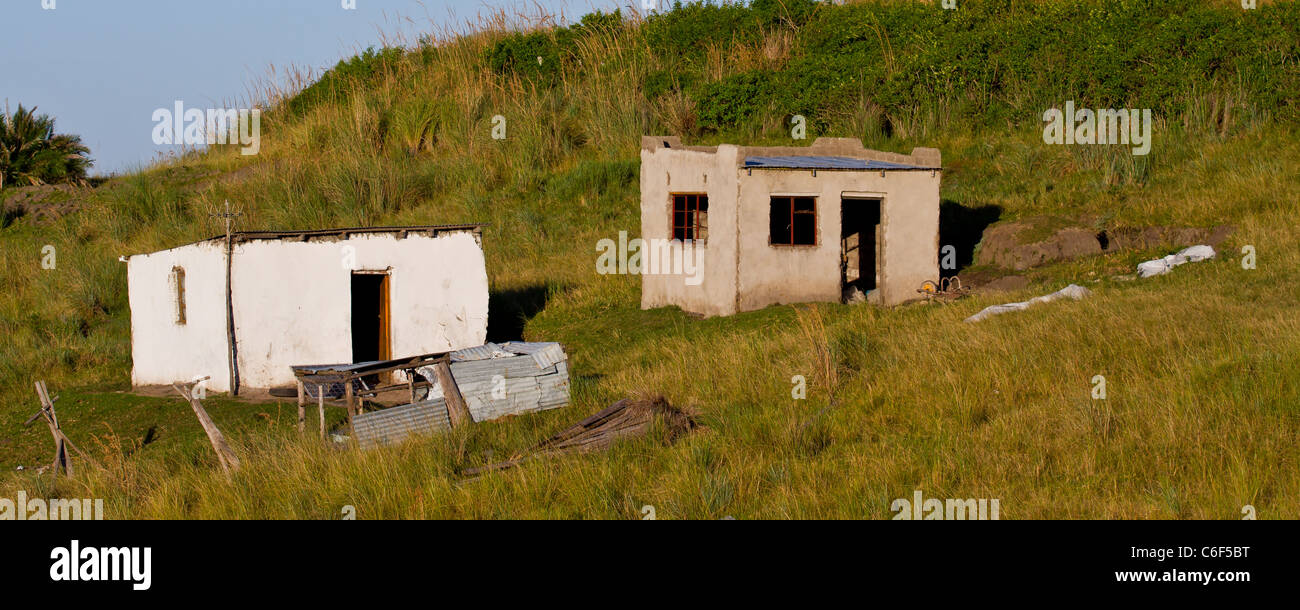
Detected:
left=123, top=225, right=489, bottom=394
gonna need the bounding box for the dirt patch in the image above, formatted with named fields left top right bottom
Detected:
left=975, top=215, right=1233, bottom=271
left=975, top=274, right=1030, bottom=293
left=1, top=183, right=92, bottom=226
left=975, top=216, right=1101, bottom=271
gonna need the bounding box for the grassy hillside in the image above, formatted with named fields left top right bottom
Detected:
left=1, top=0, right=1298, bottom=518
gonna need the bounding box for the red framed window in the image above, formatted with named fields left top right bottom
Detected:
left=671, top=194, right=708, bottom=243
left=770, top=196, right=817, bottom=246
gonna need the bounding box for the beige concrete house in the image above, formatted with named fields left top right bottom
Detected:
left=640, top=136, right=942, bottom=317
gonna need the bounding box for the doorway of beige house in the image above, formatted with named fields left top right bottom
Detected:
left=841, top=197, right=882, bottom=302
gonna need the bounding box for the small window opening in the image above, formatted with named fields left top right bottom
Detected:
left=170, top=266, right=187, bottom=325
left=671, top=194, right=708, bottom=243
left=770, top=196, right=817, bottom=246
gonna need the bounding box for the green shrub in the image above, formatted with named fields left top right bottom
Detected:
left=669, top=0, right=1300, bottom=133
left=692, top=70, right=780, bottom=132
left=282, top=47, right=405, bottom=118
left=486, top=10, right=626, bottom=84
left=643, top=1, right=760, bottom=62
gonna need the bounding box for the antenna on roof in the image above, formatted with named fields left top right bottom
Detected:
left=209, top=199, right=243, bottom=241
left=209, top=200, right=244, bottom=396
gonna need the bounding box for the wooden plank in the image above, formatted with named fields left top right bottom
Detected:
left=345, top=376, right=357, bottom=440
left=432, top=360, right=472, bottom=428
left=352, top=379, right=432, bottom=399
left=173, top=377, right=240, bottom=475
left=318, top=385, right=326, bottom=440
left=297, top=379, right=306, bottom=433
left=345, top=376, right=356, bottom=418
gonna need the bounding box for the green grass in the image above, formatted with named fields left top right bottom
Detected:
left=1, top=0, right=1298, bottom=519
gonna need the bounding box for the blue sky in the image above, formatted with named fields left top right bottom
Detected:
left=2, top=0, right=624, bottom=175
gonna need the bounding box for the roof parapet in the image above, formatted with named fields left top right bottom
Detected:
left=126, top=224, right=486, bottom=258
left=642, top=135, right=942, bottom=169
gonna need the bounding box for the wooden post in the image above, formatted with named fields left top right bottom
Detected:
left=32, top=381, right=71, bottom=476
left=345, top=377, right=355, bottom=418
left=211, top=201, right=243, bottom=396
left=173, top=377, right=240, bottom=475
left=317, top=385, right=326, bottom=440
left=296, top=379, right=306, bottom=433
left=432, top=359, right=472, bottom=428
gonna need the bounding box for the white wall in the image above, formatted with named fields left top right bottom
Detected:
left=127, top=241, right=233, bottom=391
left=229, top=231, right=489, bottom=389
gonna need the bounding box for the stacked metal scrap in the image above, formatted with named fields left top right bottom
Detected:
left=351, top=342, right=570, bottom=449
left=417, top=342, right=570, bottom=424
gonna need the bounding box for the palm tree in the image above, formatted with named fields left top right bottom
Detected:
left=0, top=104, right=92, bottom=190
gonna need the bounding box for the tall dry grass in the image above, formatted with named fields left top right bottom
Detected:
left=1, top=1, right=1297, bottom=518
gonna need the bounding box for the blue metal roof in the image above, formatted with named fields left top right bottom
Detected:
left=743, top=155, right=933, bottom=170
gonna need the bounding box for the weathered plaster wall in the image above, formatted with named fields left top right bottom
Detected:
left=876, top=170, right=942, bottom=306
left=639, top=139, right=741, bottom=317
left=639, top=136, right=941, bottom=316
left=127, top=242, right=233, bottom=391
left=230, top=231, right=489, bottom=389
left=736, top=168, right=941, bottom=310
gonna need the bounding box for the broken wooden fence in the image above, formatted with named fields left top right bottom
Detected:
left=26, top=381, right=95, bottom=477
left=292, top=353, right=470, bottom=447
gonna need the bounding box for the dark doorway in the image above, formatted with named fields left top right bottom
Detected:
left=841, top=197, right=882, bottom=299
left=351, top=273, right=392, bottom=384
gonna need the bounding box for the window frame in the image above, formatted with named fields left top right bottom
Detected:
left=769, top=195, right=819, bottom=247
left=669, top=193, right=709, bottom=244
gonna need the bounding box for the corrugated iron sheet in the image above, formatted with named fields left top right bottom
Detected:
left=351, top=399, right=452, bottom=449
left=451, top=342, right=515, bottom=362
left=355, top=343, right=571, bottom=447
left=500, top=342, right=567, bottom=369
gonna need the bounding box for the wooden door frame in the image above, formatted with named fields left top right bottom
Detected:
left=839, top=195, right=885, bottom=293
left=352, top=269, right=393, bottom=383
left=377, top=273, right=391, bottom=365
